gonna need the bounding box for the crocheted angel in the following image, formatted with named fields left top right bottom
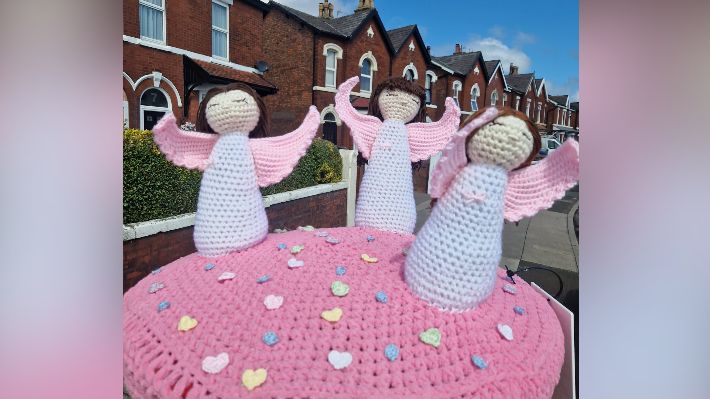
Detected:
left=405, top=107, right=579, bottom=311
left=335, top=76, right=461, bottom=233
left=152, top=83, right=319, bottom=257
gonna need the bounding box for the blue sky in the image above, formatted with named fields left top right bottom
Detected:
left=272, top=0, right=579, bottom=100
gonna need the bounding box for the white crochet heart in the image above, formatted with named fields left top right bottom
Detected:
left=217, top=271, right=236, bottom=282
left=264, top=295, right=284, bottom=310
left=328, top=350, right=353, bottom=370
left=288, top=258, right=304, bottom=268
left=497, top=324, right=514, bottom=341
left=202, top=352, right=229, bottom=374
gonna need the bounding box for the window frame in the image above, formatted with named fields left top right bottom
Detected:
left=211, top=0, right=229, bottom=60
left=360, top=58, right=374, bottom=93
left=424, top=71, right=437, bottom=105
left=491, top=90, right=499, bottom=107
left=139, top=87, right=172, bottom=130
left=470, top=84, right=480, bottom=111
left=139, top=0, right=166, bottom=44
left=502, top=93, right=507, bottom=107
left=536, top=103, right=542, bottom=123
left=452, top=80, right=462, bottom=107
left=525, top=98, right=532, bottom=117
left=322, top=43, right=343, bottom=88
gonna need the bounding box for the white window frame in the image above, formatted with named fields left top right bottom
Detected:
left=536, top=103, right=542, bottom=123
left=323, top=43, right=343, bottom=88
left=515, top=96, right=520, bottom=110
left=424, top=70, right=437, bottom=105
left=123, top=100, right=130, bottom=128
left=452, top=80, right=462, bottom=107
left=502, top=93, right=507, bottom=107
left=568, top=112, right=572, bottom=126
left=562, top=109, right=567, bottom=126
left=211, top=0, right=229, bottom=60
left=402, top=62, right=418, bottom=81
left=525, top=99, right=531, bottom=117
left=139, top=87, right=172, bottom=130
left=491, top=90, right=499, bottom=107
left=470, top=83, right=480, bottom=111
left=139, top=0, right=166, bottom=44
left=358, top=52, right=378, bottom=93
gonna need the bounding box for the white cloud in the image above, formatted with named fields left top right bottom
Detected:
left=268, top=0, right=358, bottom=16
left=464, top=37, right=532, bottom=73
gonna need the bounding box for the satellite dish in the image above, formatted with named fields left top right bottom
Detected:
left=255, top=61, right=269, bottom=73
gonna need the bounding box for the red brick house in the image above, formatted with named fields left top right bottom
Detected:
left=483, top=59, right=507, bottom=109
left=122, top=0, right=278, bottom=130
left=263, top=0, right=395, bottom=147
left=547, top=95, right=575, bottom=135
left=431, top=46, right=489, bottom=123
left=570, top=101, right=579, bottom=129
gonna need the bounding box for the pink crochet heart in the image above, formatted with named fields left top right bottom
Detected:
left=202, top=352, right=229, bottom=374
left=263, top=295, right=284, bottom=310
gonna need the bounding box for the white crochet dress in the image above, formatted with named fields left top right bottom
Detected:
left=355, top=119, right=416, bottom=233
left=405, top=163, right=508, bottom=311
left=194, top=134, right=268, bottom=257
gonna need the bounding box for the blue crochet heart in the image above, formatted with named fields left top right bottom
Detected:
left=384, top=344, right=399, bottom=361
left=157, top=301, right=170, bottom=312
left=335, top=265, right=347, bottom=276
left=204, top=263, right=215, bottom=271
left=514, top=306, right=525, bottom=315
left=375, top=291, right=388, bottom=303
left=471, top=355, right=488, bottom=369
left=257, top=275, right=270, bottom=284
left=262, top=331, right=279, bottom=346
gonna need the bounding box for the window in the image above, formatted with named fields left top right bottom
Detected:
left=325, top=49, right=337, bottom=87
left=424, top=74, right=432, bottom=104
left=360, top=58, right=373, bottom=92
left=323, top=112, right=338, bottom=145
left=562, top=110, right=567, bottom=125
left=452, top=81, right=462, bottom=107
left=212, top=1, right=229, bottom=59
left=139, top=0, right=165, bottom=43
left=525, top=99, right=531, bottom=117
left=123, top=91, right=129, bottom=128
left=502, top=94, right=507, bottom=107
left=491, top=90, right=499, bottom=107
left=140, top=88, right=171, bottom=130
left=515, top=96, right=520, bottom=110
left=470, top=84, right=479, bottom=111
left=404, top=69, right=415, bottom=81
left=536, top=103, right=542, bottom=123
left=568, top=112, right=572, bottom=126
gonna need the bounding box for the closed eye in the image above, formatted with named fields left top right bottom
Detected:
left=231, top=98, right=248, bottom=103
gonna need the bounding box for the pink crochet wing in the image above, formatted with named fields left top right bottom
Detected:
left=334, top=76, right=381, bottom=159
left=429, top=107, right=500, bottom=198
left=407, top=97, right=462, bottom=162
left=249, top=106, right=320, bottom=187
left=505, top=139, right=580, bottom=222
left=151, top=113, right=218, bottom=171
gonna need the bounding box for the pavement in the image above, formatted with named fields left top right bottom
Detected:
left=414, top=185, right=579, bottom=302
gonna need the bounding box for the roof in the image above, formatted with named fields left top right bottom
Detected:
left=570, top=101, right=579, bottom=111
left=431, top=51, right=485, bottom=76
left=270, top=2, right=395, bottom=54
left=549, top=95, right=569, bottom=107
left=534, top=78, right=544, bottom=91
left=190, top=58, right=277, bottom=93
left=386, top=24, right=430, bottom=62
left=242, top=0, right=270, bottom=12
left=484, top=60, right=499, bottom=80
left=505, top=73, right=534, bottom=94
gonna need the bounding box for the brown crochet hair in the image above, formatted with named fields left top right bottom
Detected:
left=462, top=107, right=541, bottom=170
left=368, top=77, right=427, bottom=123
left=195, top=83, right=269, bottom=138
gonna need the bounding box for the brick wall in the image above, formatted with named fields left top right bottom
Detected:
left=486, top=65, right=505, bottom=108
left=123, top=188, right=348, bottom=291
left=390, top=33, right=427, bottom=85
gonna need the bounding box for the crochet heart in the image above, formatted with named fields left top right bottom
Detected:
left=497, top=324, right=514, bottom=341
left=384, top=344, right=399, bottom=361
left=328, top=350, right=353, bottom=370
left=419, top=328, right=441, bottom=348
left=315, top=231, right=329, bottom=237
left=321, top=307, right=343, bottom=322
left=148, top=282, right=164, bottom=294
left=503, top=284, right=517, bottom=294
left=217, top=271, right=236, bottom=282
left=287, top=258, right=304, bottom=268
left=202, top=352, right=229, bottom=374
left=241, top=368, right=267, bottom=391
left=263, top=295, right=284, bottom=310
left=178, top=315, right=198, bottom=332
left=325, top=237, right=341, bottom=244
left=331, top=281, right=350, bottom=297
left=298, top=225, right=315, bottom=231
left=290, top=245, right=305, bottom=254
left=361, top=254, right=378, bottom=263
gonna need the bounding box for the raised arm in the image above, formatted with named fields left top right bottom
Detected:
left=249, top=106, right=320, bottom=187
left=504, top=139, right=579, bottom=222
left=406, top=97, right=461, bottom=162
left=151, top=113, right=218, bottom=171
left=334, top=76, right=382, bottom=159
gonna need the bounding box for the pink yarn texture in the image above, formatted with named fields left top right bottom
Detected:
left=124, top=227, right=564, bottom=398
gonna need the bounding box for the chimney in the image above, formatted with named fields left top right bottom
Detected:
left=509, top=63, right=519, bottom=75
left=454, top=43, right=462, bottom=55
left=426, top=45, right=431, bottom=54
left=355, top=0, right=375, bottom=11
left=318, top=0, right=334, bottom=18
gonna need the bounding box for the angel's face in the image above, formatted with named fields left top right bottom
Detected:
left=466, top=115, right=534, bottom=170
left=377, top=89, right=421, bottom=122
left=205, top=90, right=260, bottom=135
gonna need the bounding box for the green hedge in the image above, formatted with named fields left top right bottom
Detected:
left=123, top=129, right=342, bottom=224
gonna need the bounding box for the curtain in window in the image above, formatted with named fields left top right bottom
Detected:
left=212, top=3, right=227, bottom=29
left=424, top=75, right=432, bottom=104
left=139, top=3, right=163, bottom=41
left=212, top=3, right=228, bottom=58
left=360, top=60, right=371, bottom=91
left=325, top=50, right=336, bottom=86
left=212, top=30, right=227, bottom=58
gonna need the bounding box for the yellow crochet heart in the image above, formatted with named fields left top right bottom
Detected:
left=242, top=368, right=267, bottom=391
left=361, top=254, right=378, bottom=263
left=321, top=307, right=343, bottom=322
left=177, top=315, right=198, bottom=332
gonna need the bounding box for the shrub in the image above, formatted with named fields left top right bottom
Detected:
left=123, top=129, right=343, bottom=224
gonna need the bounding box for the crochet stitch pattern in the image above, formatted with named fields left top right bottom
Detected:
left=406, top=109, right=579, bottom=311
left=152, top=102, right=320, bottom=257
left=334, top=77, right=461, bottom=233
left=124, top=227, right=564, bottom=398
